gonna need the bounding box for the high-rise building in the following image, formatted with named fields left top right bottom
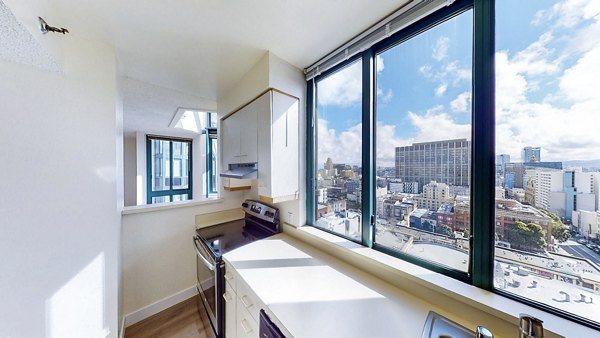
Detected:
left=522, top=146, right=541, bottom=163
left=496, top=154, right=510, bottom=175
left=395, top=139, right=470, bottom=192
left=416, top=181, right=451, bottom=211
left=572, top=210, right=600, bottom=239
left=531, top=169, right=599, bottom=220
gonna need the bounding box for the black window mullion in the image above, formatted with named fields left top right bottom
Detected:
left=471, top=0, right=495, bottom=289
left=361, top=49, right=375, bottom=247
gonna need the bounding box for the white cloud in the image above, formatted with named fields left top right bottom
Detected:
left=435, top=83, right=447, bottom=97
left=377, top=87, right=394, bottom=104
left=450, top=92, right=471, bottom=113
left=533, top=0, right=600, bottom=28
left=408, top=109, right=470, bottom=143
left=495, top=21, right=600, bottom=162
left=376, top=54, right=385, bottom=73
left=317, top=56, right=387, bottom=107
left=432, top=36, right=450, bottom=61
left=317, top=61, right=362, bottom=106
left=420, top=60, right=471, bottom=97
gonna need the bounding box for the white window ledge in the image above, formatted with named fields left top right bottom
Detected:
left=122, top=197, right=223, bottom=215
left=283, top=224, right=597, bottom=338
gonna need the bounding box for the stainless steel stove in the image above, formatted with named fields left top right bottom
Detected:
left=193, top=200, right=280, bottom=338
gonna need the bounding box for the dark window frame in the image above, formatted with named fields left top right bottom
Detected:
left=305, top=0, right=599, bottom=329
left=146, top=135, right=193, bottom=204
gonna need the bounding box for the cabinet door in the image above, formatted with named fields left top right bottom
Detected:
left=240, top=93, right=269, bottom=163
left=270, top=91, right=299, bottom=199
left=221, top=113, right=241, bottom=167
left=236, top=300, right=258, bottom=338
left=224, top=282, right=236, bottom=338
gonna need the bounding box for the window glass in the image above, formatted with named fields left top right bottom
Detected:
left=314, top=60, right=363, bottom=240
left=148, top=137, right=192, bottom=204
left=374, top=10, right=473, bottom=272
left=172, top=194, right=189, bottom=202
left=151, top=139, right=171, bottom=191
left=494, top=0, right=600, bottom=324
left=172, top=141, right=189, bottom=190
left=152, top=196, right=169, bottom=204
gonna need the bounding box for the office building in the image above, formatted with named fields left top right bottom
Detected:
left=522, top=146, right=541, bottom=163
left=531, top=170, right=599, bottom=220
left=417, top=181, right=451, bottom=211
left=395, top=139, right=470, bottom=192
left=496, top=154, right=510, bottom=175
left=572, top=210, right=600, bottom=239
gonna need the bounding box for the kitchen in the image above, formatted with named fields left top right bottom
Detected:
left=2, top=0, right=600, bottom=338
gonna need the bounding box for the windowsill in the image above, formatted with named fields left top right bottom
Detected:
left=121, top=197, right=223, bottom=215
left=283, top=224, right=597, bottom=338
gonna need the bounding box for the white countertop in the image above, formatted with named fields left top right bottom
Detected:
left=223, top=233, right=478, bottom=338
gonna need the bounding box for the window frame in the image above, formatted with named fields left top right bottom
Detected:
left=146, top=135, right=193, bottom=204
left=205, top=127, right=218, bottom=197
left=305, top=0, right=599, bottom=329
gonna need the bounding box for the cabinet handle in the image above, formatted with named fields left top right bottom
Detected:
left=223, top=292, right=232, bottom=302
left=241, top=318, right=253, bottom=334
left=224, top=272, right=233, bottom=281
left=240, top=294, right=253, bottom=308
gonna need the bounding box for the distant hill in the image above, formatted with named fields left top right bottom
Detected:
left=562, top=159, right=600, bottom=169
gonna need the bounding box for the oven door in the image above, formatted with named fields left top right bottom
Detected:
left=194, top=236, right=219, bottom=338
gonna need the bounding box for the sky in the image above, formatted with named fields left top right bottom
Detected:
left=316, top=0, right=600, bottom=167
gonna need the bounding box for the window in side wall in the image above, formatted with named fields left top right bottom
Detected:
left=205, top=112, right=218, bottom=196
left=146, top=136, right=192, bottom=204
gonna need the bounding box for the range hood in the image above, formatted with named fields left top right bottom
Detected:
left=220, top=162, right=258, bottom=179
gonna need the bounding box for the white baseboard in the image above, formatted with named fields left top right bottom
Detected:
left=124, top=285, right=199, bottom=327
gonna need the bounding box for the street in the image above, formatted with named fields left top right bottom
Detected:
left=559, top=239, right=600, bottom=266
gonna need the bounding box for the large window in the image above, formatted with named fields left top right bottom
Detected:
left=374, top=11, right=473, bottom=273
left=493, top=0, right=600, bottom=325
left=147, top=136, right=192, bottom=204
left=313, top=60, right=364, bottom=240
left=307, top=0, right=599, bottom=328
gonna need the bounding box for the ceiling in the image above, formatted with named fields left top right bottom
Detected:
left=49, top=0, right=411, bottom=100
left=4, top=0, right=411, bottom=136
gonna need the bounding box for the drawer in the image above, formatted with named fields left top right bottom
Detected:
left=236, top=278, right=261, bottom=323
left=236, top=299, right=258, bottom=338
left=224, top=261, right=236, bottom=291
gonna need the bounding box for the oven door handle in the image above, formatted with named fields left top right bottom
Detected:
left=194, top=236, right=216, bottom=271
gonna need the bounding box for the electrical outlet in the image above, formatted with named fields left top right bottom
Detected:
left=287, top=211, right=293, bottom=224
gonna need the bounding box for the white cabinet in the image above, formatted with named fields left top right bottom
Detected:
left=221, top=89, right=299, bottom=201
left=221, top=102, right=258, bottom=166
left=238, top=101, right=258, bottom=163
left=224, top=282, right=237, bottom=338
left=257, top=90, right=299, bottom=203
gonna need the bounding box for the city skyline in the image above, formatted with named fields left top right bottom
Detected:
left=317, top=0, right=600, bottom=167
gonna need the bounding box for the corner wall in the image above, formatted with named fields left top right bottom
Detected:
left=0, top=35, right=121, bottom=338
left=217, top=51, right=307, bottom=227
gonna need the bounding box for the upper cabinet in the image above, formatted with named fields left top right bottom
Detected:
left=257, top=90, right=298, bottom=203
left=221, top=89, right=299, bottom=202
left=222, top=102, right=258, bottom=165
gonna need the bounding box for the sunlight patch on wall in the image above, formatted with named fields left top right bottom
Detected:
left=45, top=253, right=109, bottom=338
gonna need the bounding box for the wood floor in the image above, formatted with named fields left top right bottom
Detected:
left=125, top=297, right=211, bottom=338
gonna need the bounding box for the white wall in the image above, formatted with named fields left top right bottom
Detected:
left=0, top=36, right=120, bottom=338
left=121, top=199, right=243, bottom=318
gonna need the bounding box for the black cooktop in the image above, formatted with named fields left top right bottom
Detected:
left=196, top=218, right=275, bottom=258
